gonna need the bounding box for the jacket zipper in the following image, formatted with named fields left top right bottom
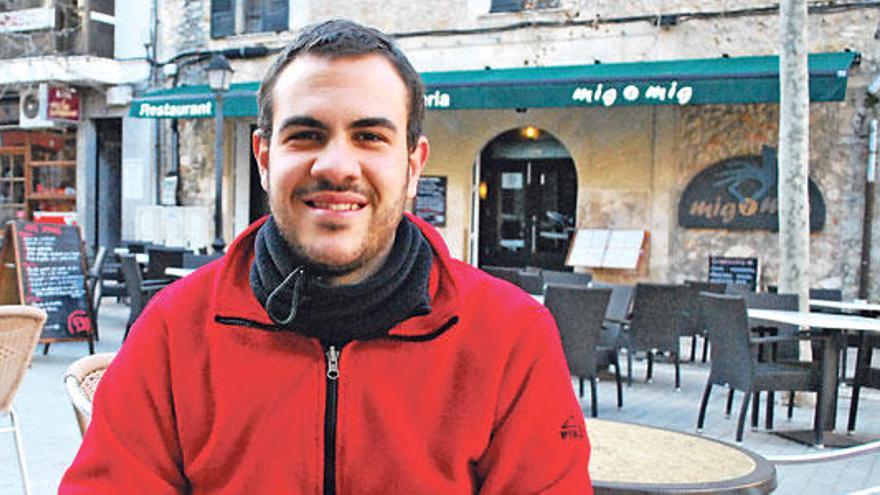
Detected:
left=323, top=344, right=342, bottom=495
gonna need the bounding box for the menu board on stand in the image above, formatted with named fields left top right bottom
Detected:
left=0, top=221, right=95, bottom=354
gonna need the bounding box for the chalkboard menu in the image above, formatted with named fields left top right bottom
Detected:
left=708, top=256, right=759, bottom=291
left=0, top=221, right=94, bottom=345
left=414, top=176, right=446, bottom=227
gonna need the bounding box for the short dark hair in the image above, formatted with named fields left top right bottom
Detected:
left=257, top=19, right=425, bottom=151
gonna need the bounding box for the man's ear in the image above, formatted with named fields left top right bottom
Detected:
left=406, top=135, right=430, bottom=199
left=252, top=129, right=270, bottom=192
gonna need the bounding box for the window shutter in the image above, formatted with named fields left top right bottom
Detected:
left=261, top=0, right=289, bottom=32
left=489, top=0, right=524, bottom=13
left=211, top=0, right=235, bottom=38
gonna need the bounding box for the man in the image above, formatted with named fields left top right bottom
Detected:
left=61, top=19, right=591, bottom=494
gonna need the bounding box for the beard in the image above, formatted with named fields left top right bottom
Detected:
left=266, top=175, right=408, bottom=281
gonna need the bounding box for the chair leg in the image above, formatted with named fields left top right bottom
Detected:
left=578, top=377, right=584, bottom=398
left=751, top=392, right=760, bottom=428
left=701, top=336, right=709, bottom=363
left=726, top=389, right=735, bottom=417
left=590, top=378, right=598, bottom=418
left=788, top=391, right=795, bottom=419
left=848, top=384, right=861, bottom=432
left=614, top=361, right=624, bottom=408
left=674, top=352, right=681, bottom=390
left=626, top=349, right=633, bottom=387
left=646, top=351, right=654, bottom=382
left=697, top=382, right=713, bottom=431
left=10, top=407, right=32, bottom=495
left=812, top=390, right=824, bottom=447
left=690, top=335, right=697, bottom=361
left=765, top=391, right=775, bottom=430
left=737, top=390, right=752, bottom=442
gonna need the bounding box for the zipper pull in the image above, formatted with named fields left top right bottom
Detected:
left=326, top=345, right=339, bottom=380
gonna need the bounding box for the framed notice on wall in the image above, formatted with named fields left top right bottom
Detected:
left=708, top=256, right=760, bottom=291
left=414, top=175, right=446, bottom=227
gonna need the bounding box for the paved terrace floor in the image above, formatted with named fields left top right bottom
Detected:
left=1, top=300, right=879, bottom=494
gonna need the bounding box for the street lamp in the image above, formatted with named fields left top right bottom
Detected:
left=207, top=54, right=233, bottom=253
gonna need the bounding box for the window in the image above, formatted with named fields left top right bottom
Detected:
left=211, top=0, right=288, bottom=38
left=489, top=0, right=560, bottom=13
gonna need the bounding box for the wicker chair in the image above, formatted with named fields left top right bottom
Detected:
left=0, top=305, right=48, bottom=495
left=544, top=284, right=615, bottom=417
left=682, top=281, right=727, bottom=362
left=697, top=292, right=823, bottom=443
left=64, top=352, right=115, bottom=436
left=621, top=283, right=690, bottom=389
left=119, top=254, right=168, bottom=341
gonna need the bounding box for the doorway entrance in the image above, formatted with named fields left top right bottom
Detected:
left=94, top=119, right=122, bottom=250
left=477, top=128, right=577, bottom=270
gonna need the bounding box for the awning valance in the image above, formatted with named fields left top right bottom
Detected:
left=129, top=51, right=857, bottom=118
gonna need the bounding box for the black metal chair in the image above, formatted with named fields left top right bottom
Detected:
left=682, top=281, right=727, bottom=362
left=621, top=283, right=690, bottom=389
left=118, top=254, right=169, bottom=341
left=544, top=284, right=618, bottom=417
left=697, top=292, right=823, bottom=443
left=848, top=333, right=880, bottom=433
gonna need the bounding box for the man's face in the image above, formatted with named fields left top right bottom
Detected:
left=253, top=53, right=429, bottom=285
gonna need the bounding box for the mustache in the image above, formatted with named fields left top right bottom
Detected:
left=293, top=179, right=373, bottom=199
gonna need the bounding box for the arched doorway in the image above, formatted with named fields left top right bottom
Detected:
left=477, top=127, right=577, bottom=270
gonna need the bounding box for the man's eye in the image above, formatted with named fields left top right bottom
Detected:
left=355, top=132, right=385, bottom=143
left=286, top=130, right=324, bottom=142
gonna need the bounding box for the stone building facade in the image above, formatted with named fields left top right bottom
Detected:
left=133, top=0, right=880, bottom=298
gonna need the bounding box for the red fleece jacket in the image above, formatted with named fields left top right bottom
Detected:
left=60, top=214, right=592, bottom=494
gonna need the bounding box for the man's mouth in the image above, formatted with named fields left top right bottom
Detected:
left=306, top=201, right=364, bottom=212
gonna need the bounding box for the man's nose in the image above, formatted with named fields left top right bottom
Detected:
left=310, top=139, right=361, bottom=183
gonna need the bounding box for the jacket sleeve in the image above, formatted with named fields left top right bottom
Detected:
left=59, top=303, right=188, bottom=494
left=476, top=306, right=593, bottom=494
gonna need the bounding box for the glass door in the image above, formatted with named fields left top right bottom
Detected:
left=479, top=158, right=576, bottom=269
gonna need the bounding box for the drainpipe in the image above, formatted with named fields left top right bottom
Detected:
left=859, top=119, right=877, bottom=300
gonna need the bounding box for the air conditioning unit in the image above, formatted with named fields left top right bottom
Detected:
left=19, top=83, right=54, bottom=129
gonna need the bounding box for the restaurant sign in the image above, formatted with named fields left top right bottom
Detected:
left=678, top=146, right=825, bottom=231
left=46, top=85, right=80, bottom=122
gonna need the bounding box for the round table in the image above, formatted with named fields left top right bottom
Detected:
left=587, top=418, right=777, bottom=494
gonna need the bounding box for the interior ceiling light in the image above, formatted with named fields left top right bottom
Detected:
left=522, top=126, right=539, bottom=140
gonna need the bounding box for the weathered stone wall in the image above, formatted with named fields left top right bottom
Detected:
left=148, top=0, right=880, bottom=297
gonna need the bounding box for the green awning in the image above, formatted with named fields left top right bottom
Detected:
left=129, top=51, right=857, bottom=118
left=129, top=82, right=259, bottom=118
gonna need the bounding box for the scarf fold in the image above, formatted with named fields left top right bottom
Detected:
left=250, top=216, right=433, bottom=346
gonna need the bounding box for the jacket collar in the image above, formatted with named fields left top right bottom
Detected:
left=211, top=213, right=461, bottom=339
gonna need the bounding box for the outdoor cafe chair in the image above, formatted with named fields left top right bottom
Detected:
left=515, top=270, right=544, bottom=295
left=542, top=269, right=592, bottom=290
left=183, top=252, right=223, bottom=269
left=621, top=283, right=689, bottom=389
left=145, top=245, right=188, bottom=283
left=682, top=280, right=726, bottom=362
left=847, top=333, right=880, bottom=433
left=64, top=352, right=115, bottom=436
left=0, top=304, right=48, bottom=495
left=481, top=265, right=521, bottom=286
left=697, top=292, right=823, bottom=443
left=544, top=284, right=618, bottom=417
left=119, top=254, right=169, bottom=341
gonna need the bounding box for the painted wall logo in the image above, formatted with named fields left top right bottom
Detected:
left=571, top=81, right=693, bottom=107
left=678, top=146, right=825, bottom=231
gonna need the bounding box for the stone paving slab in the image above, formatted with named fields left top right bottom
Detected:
left=1, top=302, right=879, bottom=494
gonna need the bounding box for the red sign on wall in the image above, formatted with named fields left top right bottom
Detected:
left=46, top=86, right=79, bottom=122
